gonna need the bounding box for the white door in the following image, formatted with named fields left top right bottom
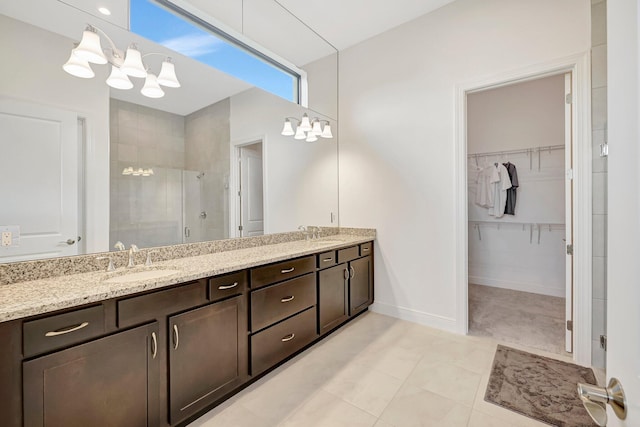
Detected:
left=0, top=98, right=79, bottom=262
left=603, top=0, right=639, bottom=424
left=239, top=143, right=264, bottom=237
left=564, top=72, right=574, bottom=353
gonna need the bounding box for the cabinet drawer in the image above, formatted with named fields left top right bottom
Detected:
left=117, top=280, right=206, bottom=328
left=251, top=307, right=317, bottom=375
left=360, top=242, right=373, bottom=257
left=337, top=246, right=359, bottom=263
left=251, top=273, right=316, bottom=332
left=250, top=256, right=315, bottom=289
left=23, top=305, right=105, bottom=358
left=209, top=270, right=247, bottom=302
left=317, top=250, right=337, bottom=269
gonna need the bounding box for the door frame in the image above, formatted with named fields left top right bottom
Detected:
left=229, top=135, right=268, bottom=238
left=454, top=52, right=592, bottom=365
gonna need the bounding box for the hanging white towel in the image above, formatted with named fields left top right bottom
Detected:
left=489, top=163, right=512, bottom=218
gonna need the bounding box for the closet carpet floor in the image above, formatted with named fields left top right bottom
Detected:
left=468, top=283, right=568, bottom=355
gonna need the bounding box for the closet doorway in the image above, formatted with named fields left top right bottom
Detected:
left=465, top=74, right=573, bottom=356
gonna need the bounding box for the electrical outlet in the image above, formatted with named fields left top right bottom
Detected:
left=1, top=231, right=11, bottom=247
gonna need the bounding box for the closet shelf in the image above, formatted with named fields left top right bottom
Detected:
left=469, top=221, right=565, bottom=244
left=468, top=144, right=565, bottom=170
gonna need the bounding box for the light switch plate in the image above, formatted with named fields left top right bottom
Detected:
left=0, top=225, right=20, bottom=247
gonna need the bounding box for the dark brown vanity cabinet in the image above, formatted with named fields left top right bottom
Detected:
left=318, top=263, right=349, bottom=335
left=318, top=242, right=374, bottom=335
left=168, top=295, right=247, bottom=425
left=248, top=256, right=319, bottom=375
left=2, top=241, right=374, bottom=427
left=23, top=322, right=160, bottom=427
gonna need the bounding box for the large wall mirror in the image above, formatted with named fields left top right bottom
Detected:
left=0, top=0, right=338, bottom=264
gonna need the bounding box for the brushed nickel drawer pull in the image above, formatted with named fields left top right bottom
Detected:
left=362, top=247, right=370, bottom=252
left=343, top=268, right=349, bottom=280
left=281, top=295, right=295, bottom=303
left=281, top=333, right=295, bottom=342
left=281, top=267, right=295, bottom=274
left=151, top=332, right=158, bottom=359
left=172, top=324, right=179, bottom=350
left=323, top=257, right=333, bottom=262
left=45, top=322, right=89, bottom=337
left=350, top=266, right=355, bottom=279
left=218, top=282, right=239, bottom=290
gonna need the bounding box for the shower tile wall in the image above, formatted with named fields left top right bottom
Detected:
left=185, top=98, right=231, bottom=241
left=591, top=0, right=607, bottom=369
left=110, top=99, right=186, bottom=249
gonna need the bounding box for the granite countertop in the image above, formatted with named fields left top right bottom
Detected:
left=0, top=234, right=373, bottom=323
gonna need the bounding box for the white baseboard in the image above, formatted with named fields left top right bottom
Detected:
left=469, top=275, right=565, bottom=298
left=370, top=301, right=459, bottom=333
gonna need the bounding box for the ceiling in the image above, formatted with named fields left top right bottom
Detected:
left=275, top=0, right=456, bottom=51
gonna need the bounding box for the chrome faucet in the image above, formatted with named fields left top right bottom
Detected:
left=305, top=226, right=321, bottom=239
left=114, top=241, right=126, bottom=251
left=96, top=256, right=115, bottom=272
left=128, top=244, right=139, bottom=268
left=298, top=225, right=310, bottom=240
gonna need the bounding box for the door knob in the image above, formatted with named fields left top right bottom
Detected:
left=577, top=377, right=627, bottom=426
left=60, top=238, right=76, bottom=245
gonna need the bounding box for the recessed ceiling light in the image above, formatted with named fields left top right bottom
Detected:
left=98, top=7, right=111, bottom=15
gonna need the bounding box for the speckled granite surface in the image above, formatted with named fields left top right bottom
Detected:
left=0, top=230, right=375, bottom=323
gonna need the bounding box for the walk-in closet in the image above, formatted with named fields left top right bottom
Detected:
left=466, top=74, right=571, bottom=355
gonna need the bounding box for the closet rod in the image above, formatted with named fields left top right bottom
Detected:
left=467, top=144, right=565, bottom=158
left=470, top=220, right=565, bottom=227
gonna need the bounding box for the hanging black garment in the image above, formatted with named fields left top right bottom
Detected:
left=503, top=162, right=519, bottom=215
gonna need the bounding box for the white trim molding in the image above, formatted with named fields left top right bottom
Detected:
left=454, top=53, right=593, bottom=366
left=371, top=302, right=458, bottom=333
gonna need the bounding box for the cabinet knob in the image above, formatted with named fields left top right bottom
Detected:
left=218, top=282, right=239, bottom=290
left=281, top=333, right=295, bottom=342
left=151, top=332, right=157, bottom=359
left=172, top=324, right=180, bottom=350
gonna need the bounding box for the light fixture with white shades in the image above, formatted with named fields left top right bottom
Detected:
left=63, top=25, right=180, bottom=98
left=281, top=113, right=333, bottom=142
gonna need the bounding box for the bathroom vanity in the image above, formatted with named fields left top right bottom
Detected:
left=0, top=233, right=374, bottom=427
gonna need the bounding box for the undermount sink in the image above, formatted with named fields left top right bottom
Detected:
left=103, top=269, right=181, bottom=284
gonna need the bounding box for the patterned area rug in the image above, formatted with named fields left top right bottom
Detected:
left=485, top=345, right=597, bottom=426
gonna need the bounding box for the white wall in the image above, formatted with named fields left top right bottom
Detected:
left=338, top=0, right=590, bottom=330
left=0, top=15, right=110, bottom=254
left=230, top=88, right=338, bottom=233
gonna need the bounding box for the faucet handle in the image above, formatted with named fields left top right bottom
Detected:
left=96, top=256, right=115, bottom=272
left=114, top=241, right=125, bottom=251
left=145, top=251, right=156, bottom=267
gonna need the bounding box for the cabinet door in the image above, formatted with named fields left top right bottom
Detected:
left=168, top=296, right=247, bottom=425
left=318, top=264, right=349, bottom=335
left=23, top=322, right=159, bottom=427
left=349, top=256, right=373, bottom=315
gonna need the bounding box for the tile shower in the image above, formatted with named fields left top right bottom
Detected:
left=110, top=98, right=231, bottom=249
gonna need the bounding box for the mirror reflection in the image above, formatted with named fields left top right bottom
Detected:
left=0, top=0, right=338, bottom=264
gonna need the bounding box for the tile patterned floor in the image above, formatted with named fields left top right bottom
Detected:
left=187, top=311, right=583, bottom=427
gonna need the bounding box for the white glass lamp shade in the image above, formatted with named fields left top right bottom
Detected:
left=141, top=73, right=165, bottom=98
left=281, top=119, right=295, bottom=136
left=299, top=113, right=312, bottom=131
left=121, top=45, right=147, bottom=78
left=320, top=123, right=333, bottom=138
left=294, top=127, right=307, bottom=140
left=63, top=50, right=95, bottom=78
left=74, top=28, right=107, bottom=64
left=157, top=59, right=180, bottom=87
left=311, top=120, right=323, bottom=135
left=106, top=65, right=133, bottom=89
left=305, top=132, right=318, bottom=142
